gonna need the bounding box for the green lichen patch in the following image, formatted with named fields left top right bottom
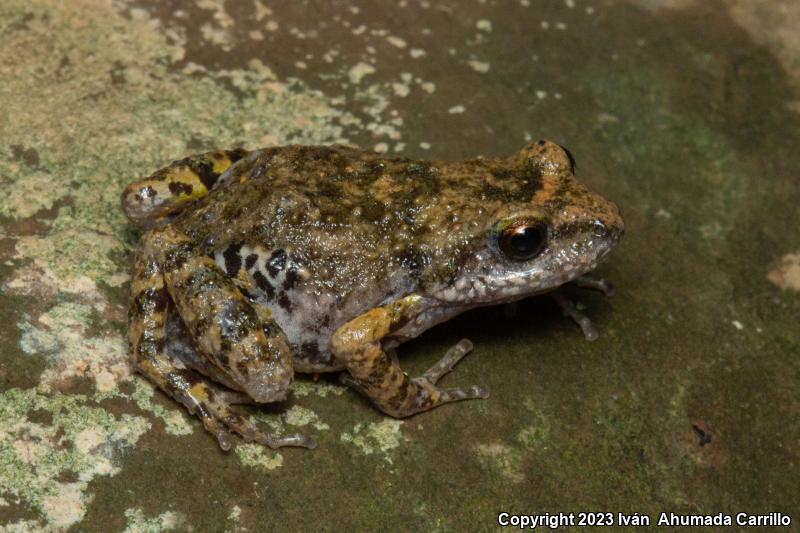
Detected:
left=234, top=444, right=283, bottom=472
left=473, top=442, right=524, bottom=483
left=284, top=405, right=330, bottom=431
left=517, top=421, right=551, bottom=451
left=291, top=379, right=346, bottom=398
left=0, top=388, right=149, bottom=531
left=17, top=302, right=130, bottom=394
left=340, top=419, right=404, bottom=463
left=122, top=507, right=185, bottom=533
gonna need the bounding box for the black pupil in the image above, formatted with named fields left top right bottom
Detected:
left=511, top=226, right=544, bottom=256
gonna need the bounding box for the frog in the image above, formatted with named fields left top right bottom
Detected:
left=121, top=140, right=624, bottom=450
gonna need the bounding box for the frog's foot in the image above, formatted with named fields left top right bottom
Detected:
left=332, top=297, right=489, bottom=418
left=190, top=384, right=316, bottom=450
left=552, top=291, right=598, bottom=341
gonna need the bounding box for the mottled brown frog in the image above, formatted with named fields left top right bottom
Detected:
left=121, top=141, right=623, bottom=450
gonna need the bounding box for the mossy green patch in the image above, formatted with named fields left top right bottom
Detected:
left=122, top=507, right=184, bottom=533
left=340, top=419, right=404, bottom=463
left=474, top=442, right=524, bottom=483
left=234, top=444, right=283, bottom=471
left=0, top=388, right=149, bottom=530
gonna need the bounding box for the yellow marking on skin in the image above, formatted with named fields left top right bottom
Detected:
left=190, top=383, right=210, bottom=401
left=130, top=271, right=164, bottom=295
left=211, top=153, right=234, bottom=174
left=164, top=167, right=210, bottom=198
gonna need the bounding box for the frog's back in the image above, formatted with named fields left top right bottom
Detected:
left=171, top=145, right=452, bottom=371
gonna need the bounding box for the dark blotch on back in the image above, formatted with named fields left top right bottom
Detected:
left=187, top=159, right=219, bottom=190
left=267, top=249, right=288, bottom=277
left=167, top=181, right=193, bottom=196
left=222, top=243, right=243, bottom=277
left=283, top=267, right=300, bottom=290
left=244, top=253, right=258, bottom=270
left=253, top=270, right=275, bottom=299
left=278, top=293, right=292, bottom=312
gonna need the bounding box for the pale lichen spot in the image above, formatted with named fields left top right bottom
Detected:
left=516, top=407, right=551, bottom=451
left=767, top=252, right=800, bottom=291
left=235, top=443, right=284, bottom=471
left=0, top=172, right=66, bottom=219
left=17, top=302, right=131, bottom=394
left=0, top=388, right=149, bottom=530
left=409, top=48, right=427, bottom=58
left=474, top=442, right=525, bottom=483
left=420, top=81, right=436, bottom=94
left=225, top=505, right=242, bottom=532
left=348, top=62, right=376, bottom=84
left=448, top=105, right=466, bottom=114
left=392, top=82, right=410, bottom=97
left=122, top=507, right=185, bottom=533
left=476, top=19, right=493, bottom=32
left=467, top=59, right=491, bottom=73
left=340, top=420, right=404, bottom=463
left=386, top=35, right=407, bottom=48
left=284, top=405, right=330, bottom=431
left=291, top=380, right=346, bottom=398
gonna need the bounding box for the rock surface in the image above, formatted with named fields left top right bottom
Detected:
left=1, top=0, right=798, bottom=530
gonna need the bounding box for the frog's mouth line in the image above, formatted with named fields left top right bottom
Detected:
left=431, top=232, right=620, bottom=305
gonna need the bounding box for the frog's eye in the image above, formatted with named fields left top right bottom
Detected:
left=498, top=221, right=547, bottom=261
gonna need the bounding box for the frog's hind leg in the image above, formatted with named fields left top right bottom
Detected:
left=331, top=296, right=489, bottom=418
left=129, top=228, right=314, bottom=449
left=121, top=148, right=253, bottom=230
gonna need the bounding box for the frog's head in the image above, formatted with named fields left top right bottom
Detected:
left=433, top=140, right=624, bottom=304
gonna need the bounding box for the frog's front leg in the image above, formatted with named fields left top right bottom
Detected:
left=331, top=295, right=489, bottom=417
left=553, top=275, right=616, bottom=341
left=129, top=227, right=314, bottom=449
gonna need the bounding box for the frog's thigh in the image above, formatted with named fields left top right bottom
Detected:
left=130, top=230, right=313, bottom=450
left=157, top=228, right=295, bottom=404
left=121, top=148, right=249, bottom=229
left=330, top=296, right=489, bottom=418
